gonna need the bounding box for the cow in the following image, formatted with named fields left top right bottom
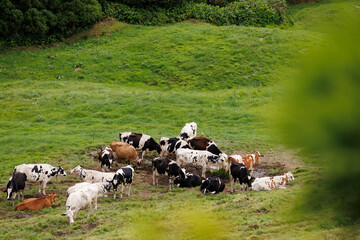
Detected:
left=176, top=148, right=228, bottom=178
left=4, top=172, right=27, bottom=207
left=159, top=137, right=190, bottom=157
left=252, top=172, right=294, bottom=191
left=118, top=132, right=161, bottom=158
left=167, top=161, right=186, bottom=191
left=230, top=162, right=254, bottom=193
left=13, top=164, right=66, bottom=195
left=110, top=165, right=134, bottom=199
left=152, top=157, right=171, bottom=186
left=187, top=136, right=223, bottom=156
left=62, top=187, right=98, bottom=224
left=227, top=152, right=264, bottom=175
left=15, top=193, right=58, bottom=211
left=200, top=177, right=225, bottom=194
left=174, top=172, right=202, bottom=188
left=179, top=122, right=197, bottom=141
left=110, top=141, right=141, bottom=165
left=70, top=165, right=115, bottom=183
left=98, top=147, right=114, bottom=171
left=66, top=182, right=112, bottom=197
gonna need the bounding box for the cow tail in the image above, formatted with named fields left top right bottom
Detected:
left=198, top=128, right=206, bottom=137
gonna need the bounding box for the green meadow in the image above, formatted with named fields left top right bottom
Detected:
left=0, top=0, right=359, bottom=239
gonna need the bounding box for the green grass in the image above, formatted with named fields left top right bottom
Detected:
left=1, top=0, right=359, bottom=239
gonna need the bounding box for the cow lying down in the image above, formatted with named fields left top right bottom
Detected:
left=15, top=193, right=58, bottom=211
left=200, top=177, right=225, bottom=194
left=252, top=172, right=294, bottom=191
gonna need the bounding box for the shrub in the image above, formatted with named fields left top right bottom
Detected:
left=104, top=0, right=291, bottom=27
left=0, top=0, right=102, bottom=46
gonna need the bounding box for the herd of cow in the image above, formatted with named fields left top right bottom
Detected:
left=3, top=122, right=295, bottom=224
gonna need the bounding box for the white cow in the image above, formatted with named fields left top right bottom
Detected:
left=70, top=165, right=115, bottom=183
left=62, top=185, right=99, bottom=224
left=252, top=172, right=295, bottom=191
left=66, top=182, right=112, bottom=197
left=176, top=149, right=228, bottom=178
left=13, top=164, right=66, bottom=195
left=178, top=122, right=197, bottom=141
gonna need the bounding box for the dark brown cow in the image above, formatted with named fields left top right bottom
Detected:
left=187, top=137, right=222, bottom=155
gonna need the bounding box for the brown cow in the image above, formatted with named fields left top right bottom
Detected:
left=15, top=193, right=58, bottom=211
left=110, top=142, right=141, bottom=165
left=227, top=152, right=264, bottom=175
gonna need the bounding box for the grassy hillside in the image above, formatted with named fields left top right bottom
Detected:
left=0, top=0, right=359, bottom=239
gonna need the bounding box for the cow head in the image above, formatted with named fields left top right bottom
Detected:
left=219, top=153, right=228, bottom=169
left=70, top=165, right=81, bottom=174
left=285, top=172, right=294, bottom=181
left=57, top=166, right=66, bottom=176
left=62, top=206, right=74, bottom=224
left=255, top=151, right=264, bottom=158
left=104, top=182, right=112, bottom=192
left=48, top=193, right=58, bottom=202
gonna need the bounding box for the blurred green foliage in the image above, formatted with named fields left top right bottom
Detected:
left=274, top=9, right=360, bottom=219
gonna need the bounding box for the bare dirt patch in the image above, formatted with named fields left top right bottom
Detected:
left=231, top=148, right=304, bottom=177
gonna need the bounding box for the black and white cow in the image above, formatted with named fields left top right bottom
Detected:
left=176, top=148, right=228, bottom=178
left=110, top=165, right=134, bottom=199
left=13, top=164, right=66, bottom=195
left=174, top=172, right=202, bottom=188
left=98, top=147, right=114, bottom=171
left=230, top=162, right=254, bottom=192
left=159, top=137, right=190, bottom=157
left=167, top=161, right=186, bottom=191
left=3, top=172, right=27, bottom=207
left=152, top=157, right=171, bottom=186
left=179, top=122, right=197, bottom=141
left=200, top=176, right=225, bottom=194
left=119, top=132, right=161, bottom=158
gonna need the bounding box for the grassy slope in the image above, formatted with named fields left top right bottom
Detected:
left=0, top=0, right=359, bottom=239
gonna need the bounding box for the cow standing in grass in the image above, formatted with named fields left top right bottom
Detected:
left=98, top=147, right=114, bottom=171
left=118, top=132, right=161, bottom=158
left=4, top=172, right=27, bottom=207
left=13, top=164, right=66, bottom=195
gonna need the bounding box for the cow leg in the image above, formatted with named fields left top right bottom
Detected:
left=128, top=184, right=131, bottom=196
left=38, top=182, right=42, bottom=194
left=120, top=184, right=124, bottom=199
left=42, top=182, right=47, bottom=195
left=93, top=198, right=98, bottom=215
left=88, top=205, right=92, bottom=218
left=113, top=189, right=117, bottom=200
left=169, top=178, right=172, bottom=191
left=201, top=167, right=206, bottom=178
left=230, top=175, right=234, bottom=193
left=153, top=170, right=156, bottom=186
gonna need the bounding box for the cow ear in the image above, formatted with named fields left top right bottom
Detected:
left=3, top=189, right=7, bottom=193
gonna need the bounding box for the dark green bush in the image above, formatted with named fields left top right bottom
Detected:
left=0, top=0, right=102, bottom=46
left=104, top=0, right=291, bottom=27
